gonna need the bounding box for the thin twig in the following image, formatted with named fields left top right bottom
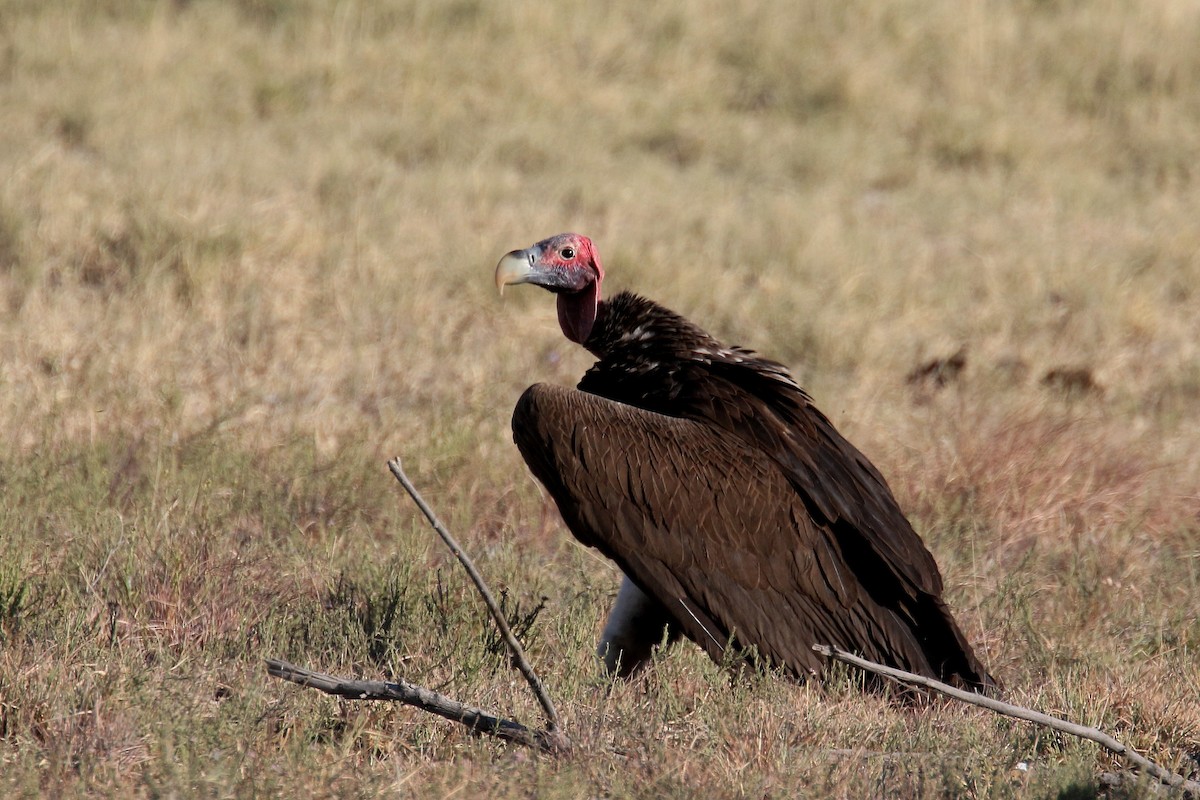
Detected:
left=813, top=643, right=1200, bottom=797
left=387, top=457, right=561, bottom=733
left=265, top=658, right=568, bottom=754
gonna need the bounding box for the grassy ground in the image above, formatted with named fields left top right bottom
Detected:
left=1, top=0, right=1198, bottom=796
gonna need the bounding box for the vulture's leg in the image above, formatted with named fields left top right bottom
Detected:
left=598, top=575, right=680, bottom=676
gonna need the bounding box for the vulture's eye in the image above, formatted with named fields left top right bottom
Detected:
left=560, top=247, right=575, bottom=259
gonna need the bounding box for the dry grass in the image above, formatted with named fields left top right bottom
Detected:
left=1, top=0, right=1199, bottom=796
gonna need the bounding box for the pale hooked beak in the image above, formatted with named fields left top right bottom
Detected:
left=494, top=246, right=541, bottom=295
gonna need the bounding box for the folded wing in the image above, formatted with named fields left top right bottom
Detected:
left=513, top=382, right=993, bottom=688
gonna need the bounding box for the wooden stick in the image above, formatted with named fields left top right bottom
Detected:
left=813, top=644, right=1199, bottom=797
left=265, top=458, right=569, bottom=754
left=265, top=658, right=568, bottom=753
left=387, top=457, right=561, bottom=733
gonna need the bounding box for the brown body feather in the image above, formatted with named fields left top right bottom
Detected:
left=513, top=291, right=996, bottom=690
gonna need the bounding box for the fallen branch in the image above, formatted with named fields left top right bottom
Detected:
left=813, top=643, right=1199, bottom=797
left=386, top=457, right=560, bottom=733
left=265, top=658, right=566, bottom=753
left=265, top=458, right=569, bottom=755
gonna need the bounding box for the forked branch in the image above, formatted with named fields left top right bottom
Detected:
left=265, top=458, right=569, bottom=755
left=386, top=457, right=561, bottom=733
left=813, top=643, right=1200, bottom=797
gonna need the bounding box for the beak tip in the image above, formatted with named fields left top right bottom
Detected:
left=494, top=250, right=532, bottom=295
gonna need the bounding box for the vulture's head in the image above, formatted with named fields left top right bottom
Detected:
left=495, top=233, right=605, bottom=344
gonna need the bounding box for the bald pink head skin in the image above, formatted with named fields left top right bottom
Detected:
left=494, top=233, right=605, bottom=344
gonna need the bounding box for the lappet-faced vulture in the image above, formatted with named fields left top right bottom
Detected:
left=496, top=233, right=996, bottom=692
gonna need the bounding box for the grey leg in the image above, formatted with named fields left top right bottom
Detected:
left=597, top=575, right=679, bottom=676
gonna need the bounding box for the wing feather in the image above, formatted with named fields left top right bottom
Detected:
left=513, top=382, right=949, bottom=679
left=576, top=354, right=944, bottom=599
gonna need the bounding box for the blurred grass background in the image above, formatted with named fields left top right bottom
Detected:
left=1, top=0, right=1198, bottom=796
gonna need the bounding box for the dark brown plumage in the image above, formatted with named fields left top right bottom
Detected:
left=496, top=233, right=997, bottom=692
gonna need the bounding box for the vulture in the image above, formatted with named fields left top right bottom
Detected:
left=495, top=232, right=997, bottom=692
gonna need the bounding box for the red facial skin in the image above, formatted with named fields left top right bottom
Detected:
left=507, top=233, right=605, bottom=344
